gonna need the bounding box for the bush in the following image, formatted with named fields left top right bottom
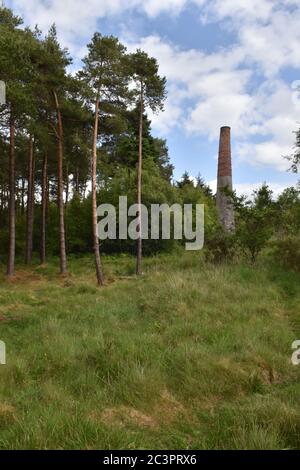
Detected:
left=205, top=227, right=237, bottom=264
left=270, top=236, right=300, bottom=272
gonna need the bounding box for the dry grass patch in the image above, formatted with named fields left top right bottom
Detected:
left=97, top=406, right=157, bottom=429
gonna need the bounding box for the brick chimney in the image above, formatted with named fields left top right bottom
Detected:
left=216, top=126, right=235, bottom=231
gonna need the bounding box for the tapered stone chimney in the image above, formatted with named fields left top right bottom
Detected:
left=216, top=126, right=235, bottom=231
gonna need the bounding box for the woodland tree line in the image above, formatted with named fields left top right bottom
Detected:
left=0, top=6, right=300, bottom=285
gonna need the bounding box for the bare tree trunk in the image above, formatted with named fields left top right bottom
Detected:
left=40, top=152, right=47, bottom=264
left=53, top=90, right=67, bottom=275
left=0, top=186, right=3, bottom=228
left=92, top=95, right=104, bottom=286
left=16, top=179, right=20, bottom=219
left=46, top=175, right=50, bottom=212
left=7, top=114, right=15, bottom=278
left=25, top=135, right=35, bottom=264
left=136, top=83, right=144, bottom=276
left=65, top=162, right=69, bottom=206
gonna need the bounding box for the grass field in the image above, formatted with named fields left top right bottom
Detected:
left=0, top=252, right=299, bottom=449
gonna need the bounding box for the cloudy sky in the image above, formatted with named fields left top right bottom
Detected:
left=6, top=0, right=300, bottom=197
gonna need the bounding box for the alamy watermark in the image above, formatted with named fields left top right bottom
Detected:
left=0, top=80, right=5, bottom=106
left=97, top=197, right=205, bottom=251
left=0, top=341, right=6, bottom=365
left=291, top=340, right=300, bottom=366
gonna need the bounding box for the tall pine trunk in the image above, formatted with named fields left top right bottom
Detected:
left=136, top=83, right=144, bottom=276
left=40, top=153, right=47, bottom=264
left=53, top=90, right=67, bottom=275
left=25, top=134, right=35, bottom=264
left=65, top=163, right=69, bottom=206
left=7, top=113, right=15, bottom=278
left=92, top=95, right=104, bottom=286
left=0, top=186, right=3, bottom=228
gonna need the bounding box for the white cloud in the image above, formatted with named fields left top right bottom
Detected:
left=190, top=70, right=251, bottom=97
left=186, top=93, right=253, bottom=139
left=199, top=0, right=273, bottom=24
left=208, top=179, right=296, bottom=199
left=234, top=80, right=299, bottom=171
left=237, top=142, right=291, bottom=172
left=124, top=35, right=252, bottom=138
left=10, top=0, right=300, bottom=74
left=147, top=84, right=187, bottom=134
left=239, top=10, right=300, bottom=77
left=125, top=29, right=300, bottom=171
left=143, top=0, right=188, bottom=17
left=127, top=35, right=245, bottom=83
left=9, top=0, right=190, bottom=46
left=8, top=0, right=300, bottom=173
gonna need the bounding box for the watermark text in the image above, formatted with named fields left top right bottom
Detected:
left=97, top=197, right=204, bottom=251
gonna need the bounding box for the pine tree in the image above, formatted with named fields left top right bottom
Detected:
left=79, top=34, right=129, bottom=285
left=129, top=50, right=166, bottom=275
left=39, top=25, right=72, bottom=274
left=0, top=7, right=36, bottom=276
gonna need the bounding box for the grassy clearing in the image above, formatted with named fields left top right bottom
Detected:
left=0, top=252, right=299, bottom=449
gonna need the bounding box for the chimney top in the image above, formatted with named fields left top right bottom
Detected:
left=217, top=125, right=232, bottom=180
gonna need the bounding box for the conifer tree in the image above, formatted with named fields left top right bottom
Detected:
left=129, top=50, right=166, bottom=275
left=79, top=34, right=129, bottom=285
left=39, top=25, right=72, bottom=274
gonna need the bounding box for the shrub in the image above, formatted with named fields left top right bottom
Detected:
left=205, top=227, right=236, bottom=264
left=270, top=236, right=300, bottom=272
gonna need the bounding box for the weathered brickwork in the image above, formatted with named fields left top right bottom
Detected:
left=216, top=126, right=235, bottom=232
left=217, top=126, right=232, bottom=179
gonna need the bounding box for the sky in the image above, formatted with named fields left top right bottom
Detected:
left=6, top=0, right=300, bottom=197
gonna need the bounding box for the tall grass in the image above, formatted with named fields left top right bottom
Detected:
left=0, top=253, right=299, bottom=449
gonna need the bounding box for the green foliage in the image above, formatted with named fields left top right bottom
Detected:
left=129, top=49, right=167, bottom=112
left=275, top=187, right=300, bottom=236
left=234, top=184, right=275, bottom=263
left=79, top=32, right=129, bottom=128
left=26, top=160, right=218, bottom=257
left=270, top=236, right=300, bottom=272
left=205, top=227, right=237, bottom=264
left=101, top=109, right=174, bottom=181
left=0, top=8, right=37, bottom=122
left=0, top=254, right=299, bottom=449
left=204, top=183, right=299, bottom=266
